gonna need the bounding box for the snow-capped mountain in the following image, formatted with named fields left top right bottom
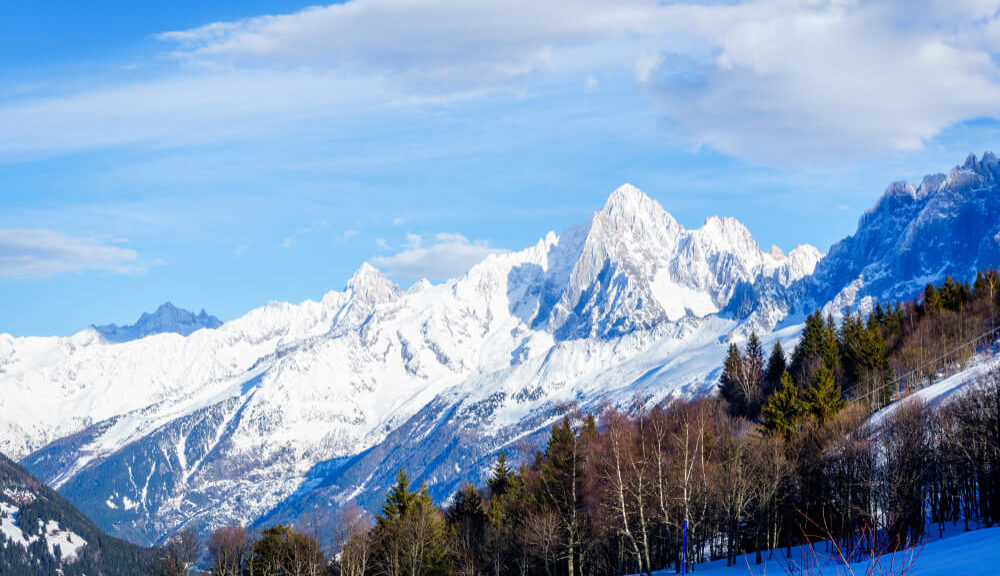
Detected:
left=92, top=302, right=223, bottom=343
left=805, top=152, right=1000, bottom=314
left=5, top=152, right=997, bottom=547
left=3, top=185, right=818, bottom=545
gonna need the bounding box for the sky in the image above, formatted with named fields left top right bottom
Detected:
left=2, top=0, right=1000, bottom=336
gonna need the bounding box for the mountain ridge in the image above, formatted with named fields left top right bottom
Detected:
left=4, top=152, right=999, bottom=547
left=92, top=302, right=223, bottom=343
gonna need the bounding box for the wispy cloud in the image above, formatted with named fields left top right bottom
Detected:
left=281, top=220, right=328, bottom=248
left=637, top=0, right=1000, bottom=163
left=0, top=0, right=997, bottom=166
left=337, top=229, right=360, bottom=244
left=0, top=229, right=148, bottom=278
left=371, top=232, right=507, bottom=281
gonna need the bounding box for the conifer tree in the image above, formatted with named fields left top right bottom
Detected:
left=764, top=341, right=787, bottom=395
left=790, top=312, right=827, bottom=385
left=719, top=343, right=743, bottom=413
left=803, top=366, right=844, bottom=424
left=924, top=283, right=942, bottom=313
left=487, top=451, right=513, bottom=497
left=762, top=371, right=802, bottom=440
left=381, top=469, right=417, bottom=520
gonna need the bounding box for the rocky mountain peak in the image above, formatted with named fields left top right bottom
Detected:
left=346, top=263, right=400, bottom=304
left=91, top=302, right=222, bottom=343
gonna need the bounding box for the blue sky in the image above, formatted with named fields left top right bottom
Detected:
left=3, top=0, right=1000, bottom=336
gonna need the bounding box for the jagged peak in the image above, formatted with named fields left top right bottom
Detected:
left=697, top=214, right=757, bottom=251
left=408, top=278, right=432, bottom=294
left=963, top=152, right=979, bottom=170
left=155, top=302, right=179, bottom=313
left=595, top=183, right=678, bottom=234
left=347, top=262, right=386, bottom=286
left=603, top=183, right=644, bottom=207
left=345, top=262, right=401, bottom=302
left=957, top=151, right=999, bottom=178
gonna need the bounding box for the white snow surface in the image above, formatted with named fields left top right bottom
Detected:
left=0, top=502, right=87, bottom=562
left=870, top=353, right=997, bottom=426
left=653, top=526, right=1000, bottom=576
left=0, top=184, right=820, bottom=538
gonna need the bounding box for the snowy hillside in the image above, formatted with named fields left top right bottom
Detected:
left=0, top=452, right=154, bottom=574
left=651, top=526, right=1000, bottom=576
left=4, top=184, right=818, bottom=545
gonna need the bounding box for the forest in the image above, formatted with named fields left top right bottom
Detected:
left=159, top=271, right=1000, bottom=576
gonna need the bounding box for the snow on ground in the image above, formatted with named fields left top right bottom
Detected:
left=870, top=353, right=997, bottom=426
left=0, top=502, right=87, bottom=562
left=652, top=527, right=1000, bottom=576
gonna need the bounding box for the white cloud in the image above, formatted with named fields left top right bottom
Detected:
left=371, top=232, right=507, bottom=281
left=157, top=0, right=664, bottom=89
left=584, top=75, right=600, bottom=92
left=0, top=229, right=145, bottom=278
left=281, top=220, right=328, bottom=248
left=639, top=0, right=1000, bottom=163
left=0, top=0, right=998, bottom=166
left=337, top=229, right=360, bottom=244
left=634, top=52, right=663, bottom=84
left=154, top=0, right=1000, bottom=164
left=375, top=238, right=392, bottom=250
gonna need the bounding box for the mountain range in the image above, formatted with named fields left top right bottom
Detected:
left=92, top=302, right=223, bottom=343
left=2, top=152, right=999, bottom=546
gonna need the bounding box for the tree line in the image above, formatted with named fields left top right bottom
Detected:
left=160, top=270, right=1000, bottom=576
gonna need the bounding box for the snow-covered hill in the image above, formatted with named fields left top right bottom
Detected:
left=4, top=152, right=1000, bottom=546
left=0, top=452, right=154, bottom=574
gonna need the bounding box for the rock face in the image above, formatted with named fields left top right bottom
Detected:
left=805, top=152, right=1000, bottom=313
left=92, top=302, right=223, bottom=343
left=4, top=153, right=996, bottom=546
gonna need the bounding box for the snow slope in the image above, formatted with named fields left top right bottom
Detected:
left=659, top=526, right=1000, bottom=576
left=0, top=501, right=87, bottom=563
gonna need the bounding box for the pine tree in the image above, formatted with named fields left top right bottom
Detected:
left=719, top=343, right=744, bottom=415
left=764, top=341, right=787, bottom=395
left=803, top=366, right=844, bottom=424
left=381, top=469, right=417, bottom=520
left=487, top=451, right=514, bottom=497
left=821, top=315, right=840, bottom=374
left=762, top=371, right=802, bottom=440
left=940, top=276, right=960, bottom=311
left=790, top=312, right=827, bottom=385
left=924, top=283, right=942, bottom=313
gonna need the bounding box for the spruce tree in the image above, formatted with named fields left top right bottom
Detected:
left=803, top=366, right=844, bottom=424
left=764, top=341, right=787, bottom=395
left=487, top=451, right=514, bottom=497
left=381, top=469, right=416, bottom=520
left=719, top=343, right=744, bottom=415
left=924, top=283, right=942, bottom=313
left=762, top=371, right=803, bottom=439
